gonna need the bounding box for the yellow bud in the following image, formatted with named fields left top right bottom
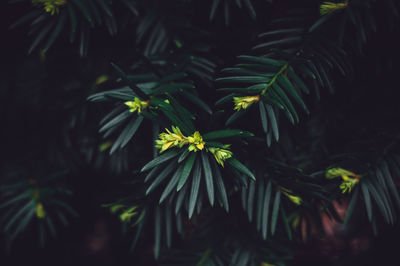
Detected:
left=36, top=203, right=46, bottom=219
left=95, top=75, right=108, bottom=85
left=287, top=194, right=302, bottom=205
left=99, top=141, right=113, bottom=152
left=32, top=0, right=67, bottom=15
left=119, top=206, right=138, bottom=222
left=320, top=1, right=348, bottom=15
left=233, top=95, right=260, bottom=111
left=340, top=179, right=359, bottom=194
left=124, top=97, right=148, bottom=113
left=208, top=147, right=233, bottom=167
left=110, top=204, right=125, bottom=214
left=325, top=167, right=358, bottom=179
left=281, top=187, right=302, bottom=205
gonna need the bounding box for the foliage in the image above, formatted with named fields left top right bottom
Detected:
left=2, top=0, right=400, bottom=264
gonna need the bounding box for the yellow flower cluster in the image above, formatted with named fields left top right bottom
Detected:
left=124, top=97, right=148, bottom=113
left=320, top=1, right=348, bottom=15
left=233, top=95, right=260, bottom=111
left=155, top=126, right=205, bottom=153
left=155, top=127, right=233, bottom=166
left=208, top=146, right=233, bottom=167
left=326, top=167, right=360, bottom=193
left=32, top=0, right=67, bottom=15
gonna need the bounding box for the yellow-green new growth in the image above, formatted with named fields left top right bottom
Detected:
left=36, top=202, right=46, bottom=219
left=187, top=131, right=205, bottom=152
left=281, top=187, right=302, bottom=205
left=119, top=206, right=138, bottom=222
left=124, top=97, right=148, bottom=113
left=155, top=126, right=205, bottom=153
left=320, top=1, right=348, bottom=15
left=325, top=167, right=360, bottom=194
left=32, top=0, right=67, bottom=15
left=208, top=146, right=233, bottom=167
left=155, top=126, right=234, bottom=166
left=155, top=126, right=187, bottom=153
left=340, top=179, right=359, bottom=193
left=233, top=95, right=260, bottom=111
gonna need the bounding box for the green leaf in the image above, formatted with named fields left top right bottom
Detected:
left=227, top=158, right=256, bottom=180
left=256, top=177, right=264, bottom=232
left=177, top=153, right=197, bottom=191
left=203, top=129, right=253, bottom=140
left=165, top=203, right=172, bottom=248
left=287, top=66, right=310, bottom=94
left=0, top=191, right=30, bottom=209
left=277, top=75, right=309, bottom=114
left=5, top=200, right=35, bottom=232
left=270, top=190, right=281, bottom=236
left=145, top=165, right=162, bottom=183
left=181, top=91, right=212, bottom=114
left=178, top=149, right=190, bottom=163
left=280, top=207, right=292, bottom=240
left=259, top=101, right=268, bottom=133
left=247, top=180, right=256, bottom=221
left=154, top=207, right=161, bottom=259
left=265, top=104, right=279, bottom=141
left=11, top=207, right=36, bottom=239
left=214, top=165, right=229, bottom=212
left=29, top=22, right=54, bottom=54
left=71, top=0, right=93, bottom=25
left=43, top=12, right=67, bottom=52
left=344, top=186, right=360, bottom=225
left=99, top=110, right=131, bottom=133
left=110, top=115, right=143, bottom=154
left=225, top=110, right=247, bottom=126
left=201, top=152, right=215, bottom=206
left=146, top=162, right=177, bottom=195
left=272, top=83, right=299, bottom=123
left=308, top=13, right=332, bottom=32
left=159, top=165, right=184, bottom=204
left=216, top=76, right=270, bottom=84
left=366, top=181, right=391, bottom=223
left=141, top=150, right=179, bottom=172
left=380, top=161, right=400, bottom=208
left=175, top=182, right=189, bottom=214
left=262, top=180, right=272, bottom=239
left=253, top=36, right=302, bottom=50
left=111, top=63, right=148, bottom=100
left=188, top=160, right=202, bottom=218
left=120, top=116, right=144, bottom=148
left=215, top=93, right=237, bottom=105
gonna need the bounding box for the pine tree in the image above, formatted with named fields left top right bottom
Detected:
left=1, top=0, right=400, bottom=265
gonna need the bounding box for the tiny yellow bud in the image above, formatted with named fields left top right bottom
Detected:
left=119, top=206, right=138, bottom=222
left=208, top=147, right=233, bottom=167
left=99, top=141, right=113, bottom=152
left=32, top=0, right=67, bottom=15
left=326, top=167, right=360, bottom=193
left=124, top=97, right=148, bottom=113
left=233, top=95, right=260, bottom=111
left=281, top=187, right=302, bottom=205
left=95, top=75, right=108, bottom=85
left=325, top=167, right=358, bottom=179
left=36, top=203, right=46, bottom=219
left=110, top=204, right=125, bottom=214
left=320, top=1, right=348, bottom=15
left=340, top=179, right=359, bottom=194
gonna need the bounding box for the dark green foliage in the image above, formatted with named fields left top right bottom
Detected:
left=2, top=0, right=400, bottom=265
